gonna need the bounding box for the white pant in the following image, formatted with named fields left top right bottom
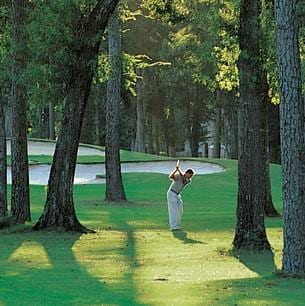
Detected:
left=167, top=190, right=183, bottom=230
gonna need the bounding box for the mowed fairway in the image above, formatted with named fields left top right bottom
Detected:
left=1, top=154, right=305, bottom=306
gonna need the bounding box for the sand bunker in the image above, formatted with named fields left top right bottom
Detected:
left=6, top=140, right=104, bottom=156
left=7, top=160, right=224, bottom=185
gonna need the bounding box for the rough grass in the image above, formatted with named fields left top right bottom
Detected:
left=1, top=157, right=305, bottom=306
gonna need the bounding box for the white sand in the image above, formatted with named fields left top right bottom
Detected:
left=7, top=160, right=224, bottom=185
left=6, top=140, right=104, bottom=156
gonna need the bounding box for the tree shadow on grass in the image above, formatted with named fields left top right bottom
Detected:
left=203, top=274, right=305, bottom=305
left=0, top=228, right=147, bottom=306
left=231, top=248, right=276, bottom=276
left=172, top=230, right=207, bottom=244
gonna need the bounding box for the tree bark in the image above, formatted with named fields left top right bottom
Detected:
left=105, top=6, right=127, bottom=202
left=275, top=0, right=305, bottom=274
left=48, top=100, right=55, bottom=140
left=268, top=103, right=281, bottom=164
left=154, top=119, right=160, bottom=155
left=147, top=113, right=154, bottom=154
left=11, top=0, right=30, bottom=224
left=204, top=142, right=209, bottom=158
left=223, top=91, right=238, bottom=159
left=5, top=105, right=12, bottom=138
left=261, top=74, right=280, bottom=217
left=233, top=0, right=270, bottom=250
left=212, top=90, right=222, bottom=158
left=0, top=104, right=7, bottom=218
left=94, top=83, right=107, bottom=146
left=80, top=94, right=96, bottom=144
left=34, top=0, right=120, bottom=231
left=134, top=76, right=145, bottom=152
left=190, top=86, right=201, bottom=157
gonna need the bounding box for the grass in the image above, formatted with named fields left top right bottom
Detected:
left=1, top=154, right=305, bottom=306
left=7, top=149, right=170, bottom=165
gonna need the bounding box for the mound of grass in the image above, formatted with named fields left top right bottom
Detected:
left=1, top=156, right=301, bottom=306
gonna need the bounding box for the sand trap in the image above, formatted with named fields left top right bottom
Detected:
left=6, top=140, right=104, bottom=156
left=6, top=160, right=224, bottom=185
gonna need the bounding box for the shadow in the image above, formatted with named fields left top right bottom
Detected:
left=172, top=230, right=206, bottom=244
left=231, top=248, right=276, bottom=276
left=0, top=228, right=147, bottom=306
left=106, top=213, right=149, bottom=306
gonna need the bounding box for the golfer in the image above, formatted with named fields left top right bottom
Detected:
left=167, top=161, right=195, bottom=231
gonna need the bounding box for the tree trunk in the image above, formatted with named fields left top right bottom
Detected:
left=147, top=113, right=154, bottom=154
left=5, top=105, right=12, bottom=138
left=134, top=77, right=145, bottom=152
left=36, top=106, right=44, bottom=138
left=48, top=100, right=55, bottom=140
left=80, top=93, right=96, bottom=144
left=223, top=91, right=238, bottom=159
left=261, top=74, right=280, bottom=217
left=275, top=0, right=305, bottom=274
left=95, top=83, right=107, bottom=146
left=154, top=119, right=160, bottom=155
left=213, top=90, right=222, bottom=158
left=268, top=103, right=281, bottom=164
left=204, top=142, right=209, bottom=158
left=34, top=0, right=120, bottom=231
left=105, top=6, right=127, bottom=202
left=233, top=0, right=270, bottom=250
left=190, top=87, right=201, bottom=157
left=11, top=0, right=30, bottom=224
left=0, top=104, right=7, bottom=218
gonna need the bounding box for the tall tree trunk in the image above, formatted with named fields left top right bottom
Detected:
left=134, top=77, right=145, bottom=152
left=154, top=119, right=160, bottom=155
left=80, top=94, right=96, bottom=144
left=268, top=103, right=281, bottom=164
left=11, top=0, right=30, bottom=224
left=147, top=113, right=154, bottom=154
left=95, top=83, right=107, bottom=146
left=0, top=104, right=7, bottom=218
left=36, top=106, right=44, bottom=138
left=5, top=105, right=12, bottom=138
left=105, top=6, right=127, bottom=202
left=233, top=0, right=270, bottom=250
left=275, top=0, right=305, bottom=274
left=213, top=90, right=222, bottom=158
left=261, top=74, right=280, bottom=217
left=223, top=91, right=238, bottom=159
left=34, top=0, right=119, bottom=231
left=48, top=100, right=55, bottom=140
left=190, top=86, right=201, bottom=157
left=204, top=142, right=209, bottom=158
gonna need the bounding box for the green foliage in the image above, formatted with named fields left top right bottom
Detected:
left=0, top=3, right=11, bottom=100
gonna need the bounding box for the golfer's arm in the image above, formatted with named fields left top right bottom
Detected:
left=176, top=168, right=183, bottom=176
left=169, top=169, right=178, bottom=180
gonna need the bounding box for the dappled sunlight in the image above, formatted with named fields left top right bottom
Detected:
left=73, top=231, right=134, bottom=285
left=9, top=241, right=52, bottom=269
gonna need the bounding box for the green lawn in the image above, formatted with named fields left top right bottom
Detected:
left=7, top=150, right=170, bottom=165
left=1, top=156, right=304, bottom=306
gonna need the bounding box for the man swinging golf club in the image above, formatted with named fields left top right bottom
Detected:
left=167, top=160, right=195, bottom=231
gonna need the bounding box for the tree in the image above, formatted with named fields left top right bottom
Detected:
left=0, top=102, right=7, bottom=218
left=275, top=0, right=305, bottom=274
left=11, top=0, right=30, bottom=223
left=233, top=0, right=270, bottom=249
left=34, top=0, right=120, bottom=232
left=105, top=6, right=127, bottom=202
left=0, top=2, right=9, bottom=219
